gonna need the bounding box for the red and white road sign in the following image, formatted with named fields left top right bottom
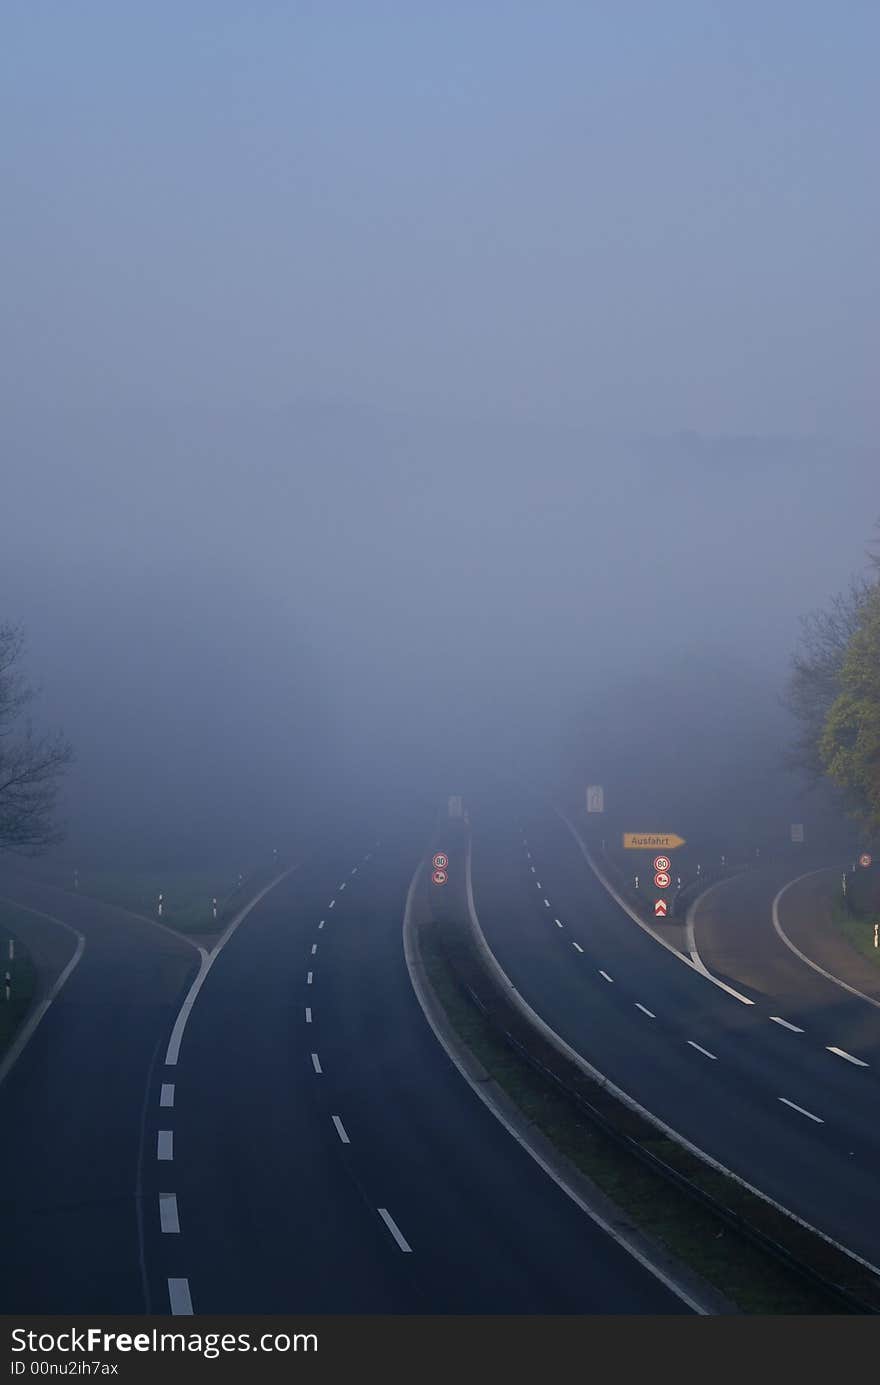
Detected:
left=654, top=871, right=671, bottom=889
left=654, top=898, right=668, bottom=918
left=433, top=852, right=449, bottom=870
left=653, top=855, right=671, bottom=873
left=859, top=853, right=872, bottom=868
left=432, top=868, right=448, bottom=886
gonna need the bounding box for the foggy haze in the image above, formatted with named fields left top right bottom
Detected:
left=2, top=5, right=877, bottom=862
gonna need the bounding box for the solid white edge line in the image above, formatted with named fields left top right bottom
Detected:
left=462, top=828, right=880, bottom=1284
left=827, top=1046, right=868, bottom=1068
left=555, top=807, right=756, bottom=1006
left=772, top=870, right=880, bottom=1012
left=403, top=860, right=710, bottom=1314
left=687, top=1040, right=717, bottom=1061
left=164, top=864, right=299, bottom=1066
left=635, top=1003, right=655, bottom=1018
left=157, top=1130, right=173, bottom=1160
left=311, top=1052, right=322, bottom=1073
left=377, top=1207, right=412, bottom=1252
left=168, top=1278, right=193, bottom=1315
left=331, top=1115, right=350, bottom=1144
left=160, top=1083, right=175, bottom=1107
left=0, top=902, right=86, bottom=1089
left=769, top=1016, right=805, bottom=1033
left=159, top=1193, right=180, bottom=1233
left=779, top=1097, right=824, bottom=1124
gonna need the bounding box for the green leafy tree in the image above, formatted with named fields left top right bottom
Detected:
left=820, top=585, right=880, bottom=836
left=783, top=578, right=873, bottom=782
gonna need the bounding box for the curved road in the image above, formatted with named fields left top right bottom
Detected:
left=468, top=794, right=880, bottom=1270
left=1, top=821, right=686, bottom=1314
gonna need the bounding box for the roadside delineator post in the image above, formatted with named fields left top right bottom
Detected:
left=3, top=971, right=10, bottom=1002
left=212, top=897, right=217, bottom=920
left=158, top=893, right=163, bottom=918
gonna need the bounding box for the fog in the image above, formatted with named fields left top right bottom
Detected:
left=2, top=6, right=877, bottom=865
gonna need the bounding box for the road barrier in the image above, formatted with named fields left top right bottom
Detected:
left=429, top=831, right=880, bottom=1315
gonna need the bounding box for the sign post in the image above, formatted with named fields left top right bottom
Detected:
left=622, top=833, right=686, bottom=851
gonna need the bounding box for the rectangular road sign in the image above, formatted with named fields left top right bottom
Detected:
left=586, top=785, right=604, bottom=813
left=623, top=833, right=686, bottom=850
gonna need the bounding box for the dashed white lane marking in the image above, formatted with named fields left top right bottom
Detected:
left=328, top=900, right=335, bottom=909
left=168, top=1278, right=193, bottom=1315
left=827, top=1046, right=868, bottom=1068
left=331, top=1115, right=350, bottom=1144
left=318, top=920, right=325, bottom=930
left=599, top=970, right=614, bottom=983
left=779, top=1096, right=824, bottom=1123
left=305, top=1007, right=312, bottom=1023
left=365, top=853, right=372, bottom=861
left=159, top=1193, right=180, bottom=1233
left=687, top=1041, right=717, bottom=1061
left=351, top=867, right=358, bottom=875
left=157, top=1131, right=174, bottom=1161
left=160, top=1083, right=175, bottom=1108
left=339, top=882, right=347, bottom=891
left=311, top=944, right=317, bottom=955
left=554, top=917, right=563, bottom=928
left=307, top=971, right=313, bottom=984
left=530, top=866, right=536, bottom=874
left=543, top=898, right=551, bottom=908
left=572, top=941, right=584, bottom=952
left=635, top=1003, right=655, bottom=1018
left=770, top=1016, right=805, bottom=1033
left=536, top=881, right=542, bottom=889
left=378, top=1207, right=412, bottom=1252
left=311, top=1052, right=322, bottom=1074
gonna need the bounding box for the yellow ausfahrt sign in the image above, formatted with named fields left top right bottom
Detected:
left=622, top=833, right=686, bottom=850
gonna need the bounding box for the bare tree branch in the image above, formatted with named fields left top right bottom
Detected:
left=0, top=622, right=73, bottom=853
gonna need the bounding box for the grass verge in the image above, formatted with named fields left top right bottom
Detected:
left=0, top=908, right=37, bottom=1061
left=832, top=897, right=880, bottom=970
left=73, top=868, right=247, bottom=934
left=418, top=920, right=863, bottom=1315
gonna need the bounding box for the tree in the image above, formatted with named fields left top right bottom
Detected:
left=783, top=578, right=874, bottom=782
left=820, top=584, right=880, bottom=837
left=0, top=623, right=73, bottom=853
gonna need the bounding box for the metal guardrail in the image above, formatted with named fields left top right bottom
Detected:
left=434, top=917, right=880, bottom=1315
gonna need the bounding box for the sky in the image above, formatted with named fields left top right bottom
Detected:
left=1, top=4, right=877, bottom=860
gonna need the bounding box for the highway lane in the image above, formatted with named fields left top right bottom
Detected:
left=0, top=873, right=199, bottom=1312
left=468, top=795, right=880, bottom=1269
left=690, top=866, right=880, bottom=1064
left=143, top=816, right=688, bottom=1314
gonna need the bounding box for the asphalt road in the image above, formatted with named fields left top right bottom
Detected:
left=142, top=819, right=685, bottom=1313
left=0, top=822, right=687, bottom=1314
left=0, top=873, right=199, bottom=1312
left=468, top=794, right=880, bottom=1269
left=691, top=866, right=880, bottom=1065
